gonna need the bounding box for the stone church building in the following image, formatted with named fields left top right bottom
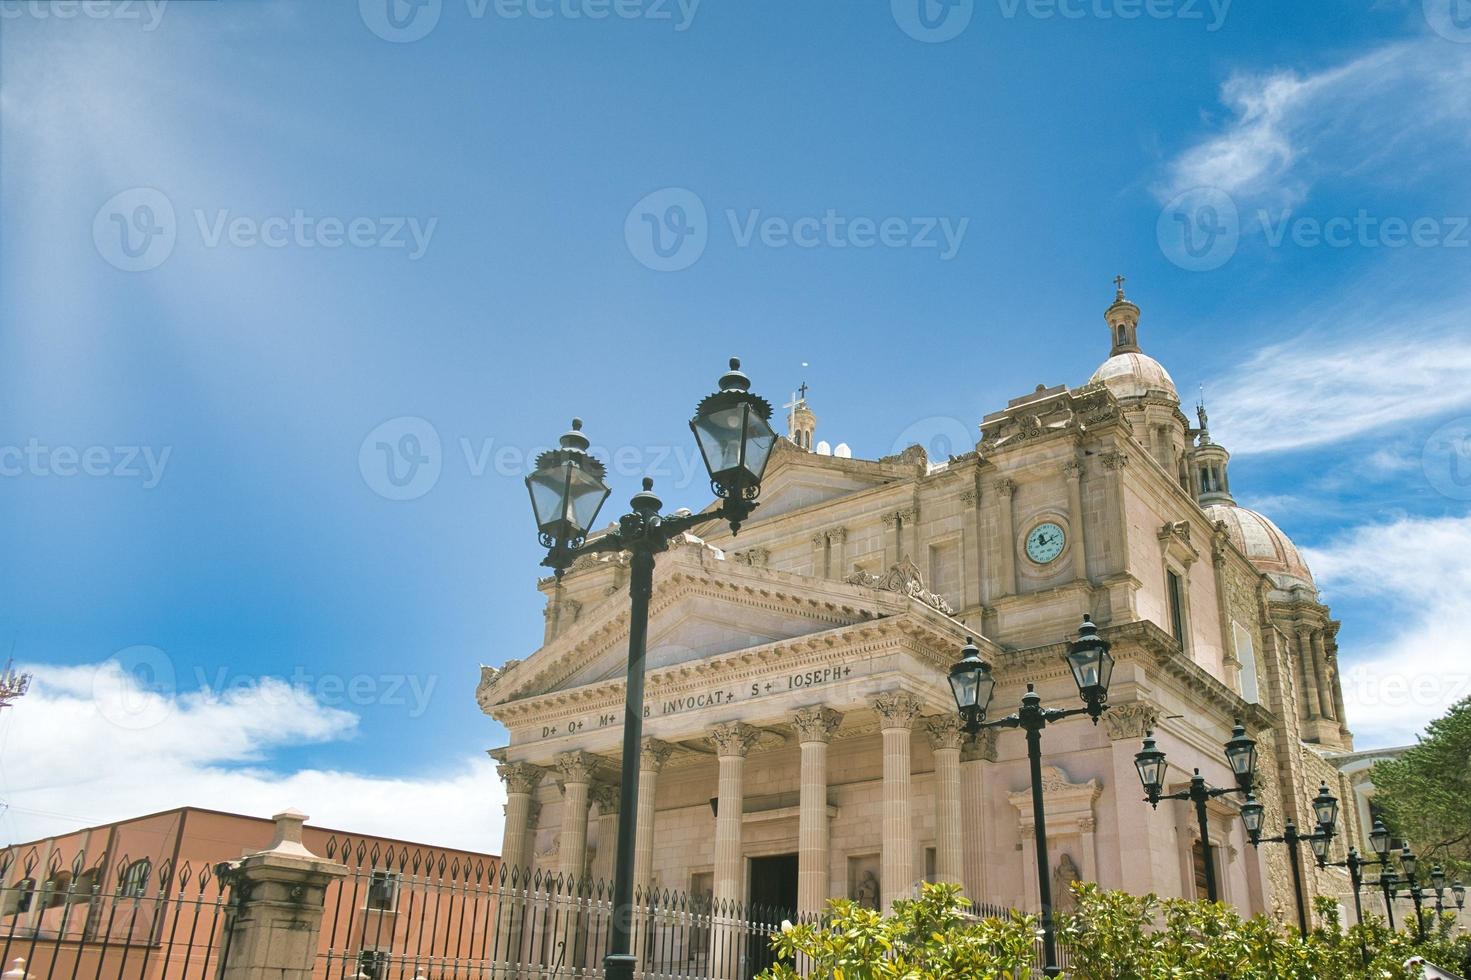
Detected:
left=477, top=284, right=1361, bottom=937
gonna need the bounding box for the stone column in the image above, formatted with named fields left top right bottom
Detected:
left=555, top=751, right=597, bottom=972
left=925, top=716, right=965, bottom=887
left=960, top=730, right=997, bottom=902
left=874, top=691, right=922, bottom=910
left=498, top=762, right=546, bottom=878
left=1295, top=628, right=1321, bottom=721
left=829, top=527, right=847, bottom=581
left=708, top=722, right=759, bottom=980
left=899, top=506, right=920, bottom=563
left=811, top=532, right=829, bottom=578
left=495, top=762, right=545, bottom=970
left=882, top=512, right=901, bottom=568
left=960, top=489, right=983, bottom=609
left=793, top=707, right=842, bottom=917
left=1063, top=459, right=1088, bottom=583
left=589, top=783, right=620, bottom=882
left=217, top=810, right=347, bottom=980
left=1103, top=702, right=1160, bottom=894
left=631, top=738, right=672, bottom=968
left=995, top=480, right=1018, bottom=597
left=1310, top=631, right=1335, bottom=720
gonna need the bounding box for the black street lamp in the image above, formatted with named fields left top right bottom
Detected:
left=1366, top=817, right=1399, bottom=931
left=948, top=616, right=1113, bottom=977
left=1398, top=844, right=1428, bottom=940
left=1132, top=722, right=1258, bottom=903
left=525, top=358, right=775, bottom=980
left=1323, top=846, right=1373, bottom=964
left=1242, top=782, right=1340, bottom=933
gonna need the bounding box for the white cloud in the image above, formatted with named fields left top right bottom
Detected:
left=1158, top=39, right=1471, bottom=207
left=1303, top=514, right=1471, bottom=747
left=1209, top=300, right=1471, bottom=455
left=0, top=661, right=505, bottom=853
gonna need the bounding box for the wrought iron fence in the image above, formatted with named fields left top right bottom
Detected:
left=0, top=849, right=232, bottom=980
left=316, top=843, right=793, bottom=980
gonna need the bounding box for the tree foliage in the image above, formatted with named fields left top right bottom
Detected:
left=1370, top=695, right=1471, bottom=879
left=757, top=881, right=1471, bottom=980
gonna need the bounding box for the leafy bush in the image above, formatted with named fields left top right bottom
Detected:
left=757, top=881, right=1471, bottom=980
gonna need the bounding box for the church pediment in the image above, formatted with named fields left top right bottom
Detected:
left=479, top=540, right=926, bottom=711
left=728, top=439, right=916, bottom=522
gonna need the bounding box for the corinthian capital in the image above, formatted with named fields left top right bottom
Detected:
left=640, top=737, right=673, bottom=772
left=994, top=478, right=1017, bottom=498
left=1102, top=701, right=1160, bottom=742
left=960, top=728, right=999, bottom=763
left=554, top=750, right=599, bottom=786
left=497, top=761, right=546, bottom=796
left=589, top=782, right=620, bottom=815
left=924, top=715, right=965, bottom=751
left=873, top=691, right=924, bottom=730
left=792, top=706, right=843, bottom=743
left=708, top=722, right=761, bottom=758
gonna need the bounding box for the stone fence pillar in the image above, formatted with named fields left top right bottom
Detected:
left=216, top=809, right=347, bottom=980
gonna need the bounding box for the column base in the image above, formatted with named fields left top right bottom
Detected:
left=604, top=952, right=637, bottom=980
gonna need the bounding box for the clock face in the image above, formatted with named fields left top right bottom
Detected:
left=1025, top=522, right=1066, bottom=564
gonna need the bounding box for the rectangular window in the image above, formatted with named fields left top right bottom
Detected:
left=366, top=871, right=399, bottom=912
left=1191, top=841, right=1212, bottom=899
left=1233, top=621, right=1260, bottom=703
left=1166, top=571, right=1186, bottom=646
left=924, top=847, right=937, bottom=884
left=356, top=951, right=388, bottom=980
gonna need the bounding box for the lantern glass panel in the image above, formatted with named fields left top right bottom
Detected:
left=1369, top=821, right=1391, bottom=857
left=1312, top=785, right=1339, bottom=832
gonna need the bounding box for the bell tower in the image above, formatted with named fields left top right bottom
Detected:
left=1106, top=274, right=1141, bottom=355
left=786, top=382, right=817, bottom=451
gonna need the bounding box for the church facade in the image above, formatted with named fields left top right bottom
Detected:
left=477, top=284, right=1362, bottom=943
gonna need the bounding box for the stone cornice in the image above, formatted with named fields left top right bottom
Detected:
left=487, top=602, right=983, bottom=727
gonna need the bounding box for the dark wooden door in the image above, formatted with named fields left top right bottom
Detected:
left=746, top=854, right=798, bottom=978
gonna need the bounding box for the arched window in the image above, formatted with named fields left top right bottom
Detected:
left=120, top=859, right=152, bottom=899
left=4, top=877, right=36, bottom=915
left=43, top=870, right=72, bottom=909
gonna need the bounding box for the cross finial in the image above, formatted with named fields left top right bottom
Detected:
left=797, top=381, right=808, bottom=400
left=1113, top=274, right=1127, bottom=297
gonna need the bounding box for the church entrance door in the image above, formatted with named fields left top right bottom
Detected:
left=746, top=853, right=798, bottom=978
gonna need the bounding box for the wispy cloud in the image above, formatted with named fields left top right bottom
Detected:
left=1158, top=38, right=1471, bottom=208
left=1209, top=299, right=1471, bottom=455
left=0, top=662, right=504, bottom=852
left=1303, top=514, right=1471, bottom=747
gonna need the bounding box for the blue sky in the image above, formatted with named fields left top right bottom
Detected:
left=2, top=0, right=1469, bottom=851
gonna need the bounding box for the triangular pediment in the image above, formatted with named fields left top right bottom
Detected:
left=720, top=439, right=918, bottom=522
left=479, top=540, right=948, bottom=710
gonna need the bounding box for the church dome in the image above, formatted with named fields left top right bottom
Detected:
left=1204, top=503, right=1315, bottom=591
left=1090, top=352, right=1179, bottom=401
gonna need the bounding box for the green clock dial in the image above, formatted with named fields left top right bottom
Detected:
left=1025, top=522, right=1066, bottom=564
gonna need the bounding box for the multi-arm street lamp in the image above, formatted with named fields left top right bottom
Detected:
left=1132, top=722, right=1259, bottom=903
left=1430, top=865, right=1467, bottom=918
left=525, top=358, right=776, bottom=980
left=1366, top=818, right=1401, bottom=931
left=1240, top=782, right=1339, bottom=934
left=948, top=616, right=1115, bottom=977
left=1390, top=844, right=1430, bottom=940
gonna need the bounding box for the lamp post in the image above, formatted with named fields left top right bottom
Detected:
left=1398, top=844, right=1428, bottom=940
left=525, top=358, right=776, bottom=980
left=1132, top=722, right=1258, bottom=903
left=1367, top=818, right=1398, bottom=931
left=1241, top=782, right=1339, bottom=933
left=1322, top=846, right=1373, bottom=964
left=948, top=616, right=1113, bottom=977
